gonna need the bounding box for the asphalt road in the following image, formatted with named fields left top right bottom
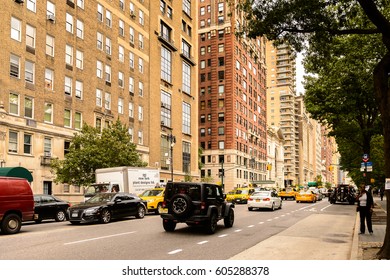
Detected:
left=0, top=199, right=356, bottom=260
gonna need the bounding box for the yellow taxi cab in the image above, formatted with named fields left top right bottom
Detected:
left=278, top=187, right=298, bottom=200
left=295, top=189, right=317, bottom=203
left=139, top=187, right=165, bottom=214
left=226, top=187, right=255, bottom=204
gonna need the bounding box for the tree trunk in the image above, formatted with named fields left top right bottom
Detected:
left=373, top=52, right=390, bottom=259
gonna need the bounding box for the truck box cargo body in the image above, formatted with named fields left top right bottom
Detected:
left=85, top=167, right=160, bottom=200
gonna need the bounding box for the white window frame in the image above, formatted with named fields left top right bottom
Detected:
left=76, top=19, right=84, bottom=39
left=45, top=68, right=54, bottom=90
left=66, top=13, right=74, bottom=34
left=96, top=88, right=102, bottom=107
left=65, top=76, right=72, bottom=95
left=129, top=102, right=134, bottom=118
left=75, top=80, right=83, bottom=99
left=129, top=27, right=135, bottom=43
left=119, top=45, right=125, bottom=62
left=27, top=0, right=36, bottom=13
left=96, top=60, right=103, bottom=78
left=118, top=98, right=124, bottom=114
left=25, top=60, right=35, bottom=84
left=26, top=24, right=36, bottom=48
left=119, top=20, right=125, bottom=36
left=139, top=10, right=144, bottom=25
left=138, top=81, right=144, bottom=97
left=105, top=65, right=111, bottom=82
left=44, top=103, right=53, bottom=123
left=138, top=58, right=144, bottom=73
left=65, top=44, right=73, bottom=65
left=24, top=96, right=34, bottom=119
left=10, top=54, right=20, bottom=78
left=46, top=34, right=54, bottom=56
left=129, top=77, right=134, bottom=94
left=105, top=37, right=112, bottom=55
left=76, top=50, right=83, bottom=69
left=106, top=10, right=112, bottom=27
left=74, top=112, right=82, bottom=130
left=64, top=109, right=72, bottom=128
left=97, top=32, right=103, bottom=50
left=11, top=17, right=22, bottom=41
left=138, top=105, right=143, bottom=121
left=139, top=33, right=144, bottom=49
left=129, top=52, right=134, bottom=68
left=47, top=1, right=55, bottom=17
left=182, top=62, right=191, bottom=94
left=97, top=4, right=103, bottom=22
left=9, top=93, right=20, bottom=116
left=104, top=92, right=111, bottom=110
left=118, top=71, right=124, bottom=88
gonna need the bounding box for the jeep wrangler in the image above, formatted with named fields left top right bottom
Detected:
left=160, top=182, right=235, bottom=234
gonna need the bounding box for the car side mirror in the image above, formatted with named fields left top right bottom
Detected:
left=114, top=198, right=122, bottom=203
left=223, top=194, right=226, bottom=199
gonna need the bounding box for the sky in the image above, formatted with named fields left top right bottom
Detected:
left=296, top=52, right=305, bottom=94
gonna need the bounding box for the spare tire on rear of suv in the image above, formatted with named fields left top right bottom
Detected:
left=170, top=194, right=193, bottom=218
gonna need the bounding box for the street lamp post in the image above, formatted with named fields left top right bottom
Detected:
left=167, top=134, right=176, bottom=182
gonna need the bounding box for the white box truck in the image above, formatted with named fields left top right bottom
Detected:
left=84, top=166, right=160, bottom=200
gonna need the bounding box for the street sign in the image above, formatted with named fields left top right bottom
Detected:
left=366, top=161, right=373, bottom=172
left=360, top=162, right=365, bottom=172
left=362, top=154, right=369, bottom=162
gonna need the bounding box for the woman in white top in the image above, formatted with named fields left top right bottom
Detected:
left=357, top=185, right=374, bottom=234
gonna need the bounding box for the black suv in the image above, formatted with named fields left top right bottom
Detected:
left=329, top=184, right=357, bottom=205
left=160, top=182, right=235, bottom=234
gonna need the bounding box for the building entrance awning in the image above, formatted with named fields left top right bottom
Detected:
left=0, top=167, right=33, bottom=182
left=308, top=182, right=317, bottom=186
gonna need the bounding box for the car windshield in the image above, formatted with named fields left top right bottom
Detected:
left=140, top=189, right=163, bottom=196
left=236, top=189, right=250, bottom=195
left=87, top=193, right=115, bottom=203
left=252, top=191, right=270, bottom=197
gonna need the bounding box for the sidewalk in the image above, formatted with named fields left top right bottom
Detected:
left=351, top=197, right=387, bottom=260
left=230, top=197, right=387, bottom=260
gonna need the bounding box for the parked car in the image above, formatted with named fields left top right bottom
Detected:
left=248, top=190, right=282, bottom=211
left=67, top=192, right=147, bottom=224
left=0, top=176, right=35, bottom=234
left=329, top=184, right=356, bottom=205
left=226, top=187, right=255, bottom=204
left=160, top=182, right=235, bottom=234
left=139, top=187, right=165, bottom=214
left=33, top=194, right=71, bottom=223
left=309, top=187, right=323, bottom=201
left=296, top=190, right=317, bottom=203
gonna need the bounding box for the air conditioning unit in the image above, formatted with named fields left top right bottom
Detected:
left=44, top=152, right=51, bottom=157
left=15, top=0, right=24, bottom=3
left=47, top=14, right=55, bottom=21
left=130, top=11, right=136, bottom=18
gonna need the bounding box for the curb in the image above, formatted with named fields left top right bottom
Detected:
left=350, top=212, right=361, bottom=260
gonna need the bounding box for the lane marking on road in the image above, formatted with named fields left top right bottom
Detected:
left=320, top=204, right=333, bottom=211
left=247, top=225, right=254, bottom=228
left=64, top=231, right=136, bottom=245
left=218, top=234, right=228, bottom=238
left=168, top=249, right=183, bottom=255
left=258, top=221, right=264, bottom=225
left=266, top=219, right=273, bottom=222
left=281, top=214, right=286, bottom=217
left=273, top=217, right=279, bottom=219
left=197, top=240, right=209, bottom=245
left=234, top=229, right=242, bottom=232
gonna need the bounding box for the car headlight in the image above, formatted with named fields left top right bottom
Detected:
left=84, top=207, right=99, bottom=215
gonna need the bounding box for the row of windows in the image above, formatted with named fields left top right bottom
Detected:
left=160, top=137, right=191, bottom=173
left=8, top=130, right=59, bottom=156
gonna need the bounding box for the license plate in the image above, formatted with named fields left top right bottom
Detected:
left=71, top=212, right=78, bottom=217
left=256, top=199, right=260, bottom=202
left=160, top=208, right=168, bottom=214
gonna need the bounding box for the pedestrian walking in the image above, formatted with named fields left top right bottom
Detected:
left=356, top=184, right=374, bottom=235
left=380, top=186, right=384, bottom=201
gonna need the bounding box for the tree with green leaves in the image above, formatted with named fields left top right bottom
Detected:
left=234, top=0, right=390, bottom=259
left=51, top=119, right=147, bottom=188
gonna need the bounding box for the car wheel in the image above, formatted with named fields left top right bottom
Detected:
left=224, top=208, right=234, bottom=228
left=55, top=210, right=67, bottom=222
left=271, top=203, right=275, bottom=211
left=99, top=209, right=111, bottom=224
left=248, top=207, right=253, bottom=211
left=279, top=201, right=282, bottom=209
left=206, top=211, right=218, bottom=234
left=136, top=205, right=146, bottom=219
left=163, top=219, right=176, bottom=232
left=156, top=203, right=163, bottom=215
left=170, top=194, right=193, bottom=218
left=35, top=219, right=42, bottom=224
left=1, top=214, right=22, bottom=234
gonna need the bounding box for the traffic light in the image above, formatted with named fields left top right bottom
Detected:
left=328, top=166, right=333, bottom=171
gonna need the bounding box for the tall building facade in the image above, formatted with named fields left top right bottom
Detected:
left=0, top=0, right=198, bottom=201
left=198, top=1, right=268, bottom=191
left=266, top=42, right=297, bottom=187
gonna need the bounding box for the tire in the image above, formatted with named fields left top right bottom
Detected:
left=248, top=207, right=253, bottom=211
left=163, top=219, right=176, bottom=232
left=279, top=201, right=282, bottom=209
left=271, top=203, right=275, bottom=211
left=156, top=203, right=163, bottom=215
left=99, top=209, right=111, bottom=224
left=1, top=214, right=22, bottom=234
left=170, top=194, right=193, bottom=218
left=224, top=208, right=234, bottom=228
left=55, top=210, right=67, bottom=222
left=136, top=205, right=146, bottom=219
left=35, top=219, right=42, bottom=224
left=206, top=211, right=218, bottom=234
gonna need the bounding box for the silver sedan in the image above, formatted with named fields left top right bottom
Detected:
left=247, top=191, right=282, bottom=211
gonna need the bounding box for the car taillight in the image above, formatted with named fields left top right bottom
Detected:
left=201, top=202, right=206, bottom=210
left=248, top=197, right=253, bottom=201
left=162, top=201, right=166, bottom=208
left=263, top=198, right=270, bottom=201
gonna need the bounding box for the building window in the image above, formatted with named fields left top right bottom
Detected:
left=182, top=62, right=191, bottom=94
left=96, top=118, right=102, bottom=132
left=11, top=17, right=21, bottom=41
left=129, top=102, right=134, bottom=118
left=128, top=127, right=133, bottom=142
left=160, top=22, right=172, bottom=42
left=64, top=141, right=71, bottom=155
left=105, top=92, right=111, bottom=110
left=44, top=103, right=53, bottom=123
left=46, top=34, right=54, bottom=56
left=161, top=90, right=171, bottom=127
left=218, top=112, right=225, bottom=122
left=129, top=51, right=134, bottom=68
left=44, top=137, right=52, bottom=155
left=119, top=0, right=124, bottom=10
left=23, top=134, right=32, bottom=155
left=138, top=81, right=144, bottom=97
left=75, top=112, right=82, bottom=130
left=105, top=65, right=111, bottom=82
left=218, top=44, right=224, bottom=53
left=24, top=97, right=34, bottom=119
left=96, top=89, right=102, bottom=106
left=77, top=0, right=84, bottom=9
left=138, top=105, right=143, bottom=121
left=64, top=76, right=72, bottom=95
left=129, top=27, right=135, bottom=43
left=96, top=60, right=103, bottom=78
left=200, top=128, right=205, bottom=137
left=182, top=102, right=191, bottom=134
left=118, top=98, right=124, bottom=114
left=76, top=50, right=83, bottom=69
left=27, top=0, right=36, bottom=12
left=8, top=131, right=18, bottom=153
left=139, top=10, right=144, bottom=25
left=182, top=0, right=191, bottom=16
left=218, top=141, right=225, bottom=149
left=139, top=34, right=144, bottom=49
left=161, top=47, right=172, bottom=83
left=138, top=130, right=143, bottom=145
left=138, top=58, right=144, bottom=73
left=76, top=19, right=84, bottom=39
left=129, top=77, right=134, bottom=94
left=218, top=126, right=225, bottom=135
left=118, top=71, right=124, bottom=88
left=66, top=13, right=73, bottom=33
left=97, top=4, right=103, bottom=22
left=9, top=93, right=19, bottom=116
left=182, top=40, right=191, bottom=58
left=47, top=1, right=55, bottom=17
left=10, top=54, right=20, bottom=78
left=26, top=24, right=36, bottom=48
left=25, top=61, right=35, bottom=84
left=105, top=37, right=112, bottom=55
left=182, top=142, right=191, bottom=173
left=119, top=20, right=124, bottom=36
left=65, top=44, right=73, bottom=66
left=97, top=32, right=103, bottom=50
left=45, top=68, right=54, bottom=90
left=64, top=109, right=71, bottom=127
left=119, top=45, right=125, bottom=62
left=75, top=80, right=83, bottom=99
left=106, top=10, right=112, bottom=27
